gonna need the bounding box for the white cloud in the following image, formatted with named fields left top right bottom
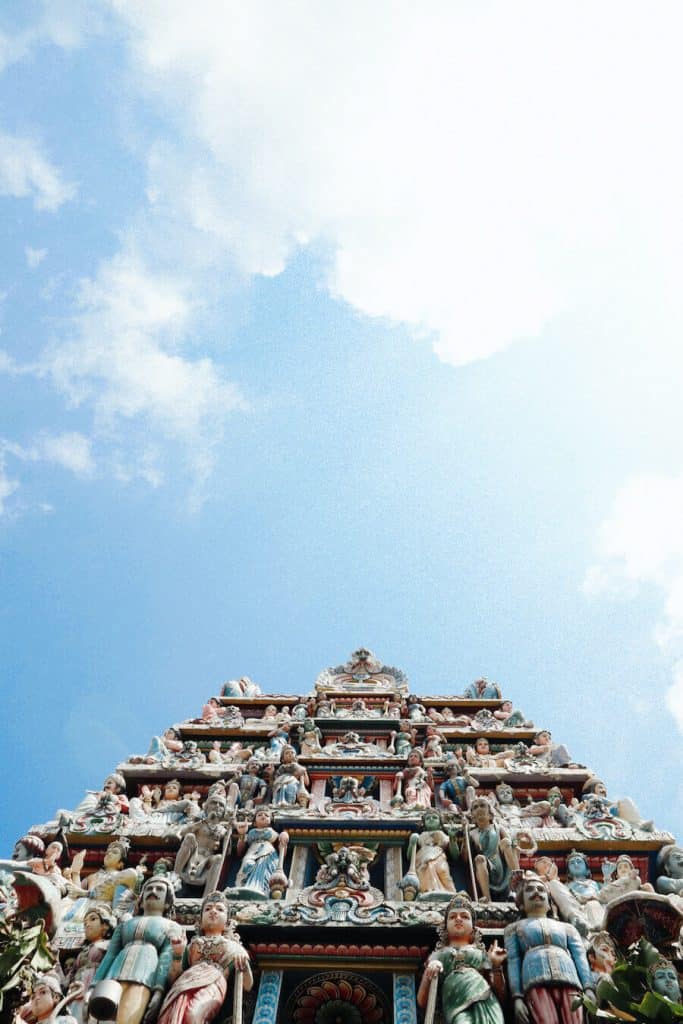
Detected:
left=106, top=1, right=683, bottom=367
left=585, top=473, right=683, bottom=731
left=0, top=454, right=19, bottom=516
left=0, top=131, right=76, bottom=211
left=25, top=246, right=47, bottom=268
left=2, top=432, right=95, bottom=477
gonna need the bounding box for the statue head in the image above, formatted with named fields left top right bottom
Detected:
left=658, top=845, right=683, bottom=880
left=422, top=808, right=442, bottom=831
left=495, top=783, right=514, bottom=805
left=587, top=932, right=617, bottom=976
left=566, top=849, right=592, bottom=880
left=84, top=903, right=116, bottom=941
left=615, top=854, right=636, bottom=879
left=280, top=745, right=296, bottom=764
left=164, top=779, right=182, bottom=800
left=27, top=975, right=62, bottom=1020
left=582, top=777, right=608, bottom=797
left=103, top=838, right=129, bottom=869
left=534, top=730, right=552, bottom=745
left=137, top=875, right=176, bottom=918
left=470, top=797, right=494, bottom=828
left=407, top=747, right=424, bottom=767
left=474, top=737, right=490, bottom=755
left=441, top=892, right=477, bottom=946
left=515, top=873, right=550, bottom=917
left=199, top=890, right=233, bottom=936
left=103, top=772, right=125, bottom=794
left=649, top=957, right=682, bottom=1002
left=13, top=833, right=44, bottom=860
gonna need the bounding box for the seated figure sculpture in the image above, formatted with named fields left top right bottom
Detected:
left=174, top=790, right=231, bottom=897
left=394, top=748, right=433, bottom=810
left=656, top=844, right=683, bottom=903
left=403, top=809, right=459, bottom=899
left=461, top=678, right=502, bottom=699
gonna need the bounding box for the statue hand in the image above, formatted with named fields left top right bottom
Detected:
left=425, top=960, right=443, bottom=979
left=70, top=849, right=86, bottom=873
left=234, top=951, right=250, bottom=971
left=513, top=997, right=530, bottom=1024
left=489, top=940, right=507, bottom=968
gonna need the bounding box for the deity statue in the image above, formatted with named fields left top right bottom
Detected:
left=200, top=697, right=223, bottom=723
left=235, top=759, right=267, bottom=809
left=92, top=875, right=179, bottom=1024
left=394, top=748, right=433, bottom=810
left=174, top=791, right=231, bottom=897
left=404, top=809, right=459, bottom=897
left=578, top=778, right=653, bottom=836
left=26, top=841, right=68, bottom=896
left=466, top=738, right=516, bottom=769
left=59, top=773, right=129, bottom=833
left=492, top=700, right=532, bottom=728
left=464, top=798, right=518, bottom=902
left=62, top=904, right=116, bottom=1023
left=65, top=838, right=141, bottom=922
left=656, top=844, right=683, bottom=899
left=129, top=780, right=201, bottom=834
left=10, top=833, right=45, bottom=862
left=527, top=730, right=574, bottom=768
left=220, top=676, right=261, bottom=698
left=461, top=679, right=502, bottom=699
left=271, top=746, right=310, bottom=808
left=648, top=956, right=682, bottom=1004
left=439, top=762, right=478, bottom=812
left=586, top=931, right=617, bottom=986
left=423, top=725, right=446, bottom=759
left=131, top=727, right=184, bottom=765
left=493, top=783, right=551, bottom=831
left=563, top=850, right=604, bottom=932
left=157, top=891, right=253, bottom=1024
left=417, top=892, right=506, bottom=1024
left=388, top=724, right=417, bottom=757
left=531, top=857, right=594, bottom=937
left=598, top=853, right=654, bottom=904
left=297, top=717, right=323, bottom=756
left=230, top=809, right=289, bottom=899
left=504, top=873, right=594, bottom=1023
left=15, top=973, right=79, bottom=1024
left=406, top=695, right=428, bottom=722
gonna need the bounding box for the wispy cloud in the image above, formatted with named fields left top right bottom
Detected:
left=0, top=131, right=76, bottom=211
left=0, top=454, right=19, bottom=517
left=25, top=246, right=47, bottom=269
left=585, top=473, right=683, bottom=731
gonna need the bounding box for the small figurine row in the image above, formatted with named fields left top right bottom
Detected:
left=417, top=885, right=683, bottom=1024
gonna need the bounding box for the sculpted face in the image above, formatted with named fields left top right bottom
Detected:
left=567, top=854, right=590, bottom=879
left=84, top=910, right=107, bottom=943
left=164, top=781, right=181, bottom=800
left=616, top=857, right=634, bottom=878
left=522, top=878, right=550, bottom=916
left=652, top=964, right=681, bottom=1002
left=46, top=841, right=63, bottom=862
left=142, top=878, right=170, bottom=915
left=103, top=776, right=121, bottom=794
left=103, top=844, right=124, bottom=870
left=254, top=809, right=271, bottom=829
left=591, top=938, right=616, bottom=973
left=497, top=784, right=513, bottom=805
left=475, top=738, right=490, bottom=754
left=593, top=781, right=607, bottom=797
left=423, top=810, right=441, bottom=830
left=30, top=982, right=59, bottom=1020
left=446, top=905, right=474, bottom=943
left=667, top=847, right=683, bottom=879
left=471, top=800, right=492, bottom=827
left=201, top=898, right=228, bottom=934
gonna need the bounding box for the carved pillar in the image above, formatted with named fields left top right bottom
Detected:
left=393, top=973, right=418, bottom=1024
left=380, top=779, right=393, bottom=809
left=286, top=844, right=308, bottom=901
left=253, top=969, right=283, bottom=1024
left=385, top=845, right=403, bottom=900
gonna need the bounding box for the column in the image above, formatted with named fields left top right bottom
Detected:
left=253, top=969, right=283, bottom=1024
left=286, top=844, right=308, bottom=900
left=393, top=973, right=418, bottom=1024
left=384, top=846, right=403, bottom=900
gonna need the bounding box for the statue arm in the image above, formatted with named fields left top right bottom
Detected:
left=93, top=925, right=123, bottom=983
left=566, top=924, right=593, bottom=990
left=503, top=926, right=523, bottom=998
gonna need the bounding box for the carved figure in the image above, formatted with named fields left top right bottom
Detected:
left=15, top=974, right=78, bottom=1023
left=649, top=956, right=682, bottom=1003
left=464, top=798, right=518, bottom=902
left=586, top=931, right=617, bottom=985
left=439, top=762, right=478, bottom=812
left=406, top=695, right=427, bottom=722
left=528, top=730, right=574, bottom=768
left=236, top=759, right=267, bottom=809
left=504, top=873, right=594, bottom=1023
left=232, top=809, right=288, bottom=898
left=417, top=892, right=506, bottom=1024
left=174, top=792, right=230, bottom=897
left=423, top=725, right=446, bottom=759
left=92, top=875, right=178, bottom=1024
left=466, top=738, right=516, bottom=768
left=129, top=780, right=201, bottom=834
left=461, top=679, right=502, bottom=699
left=493, top=700, right=532, bottom=728
left=26, top=841, right=68, bottom=896
left=389, top=724, right=417, bottom=757
left=406, top=809, right=459, bottom=896
left=297, top=718, right=323, bottom=755
left=532, top=857, right=594, bottom=937
left=59, top=774, right=129, bottom=832
left=598, top=853, right=654, bottom=903
left=157, top=891, right=253, bottom=1024
left=66, top=839, right=141, bottom=924
left=220, top=676, right=261, bottom=698
left=131, top=727, right=184, bottom=765
left=63, top=904, right=116, bottom=1023
left=656, top=844, right=683, bottom=898
left=493, top=783, right=551, bottom=831
left=564, top=850, right=604, bottom=932
left=579, top=778, right=653, bottom=834
left=395, top=749, right=432, bottom=809
left=271, top=746, right=309, bottom=807
left=315, top=846, right=374, bottom=890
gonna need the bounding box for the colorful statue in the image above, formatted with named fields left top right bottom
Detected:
left=464, top=799, right=518, bottom=902
left=231, top=809, right=288, bottom=898
left=656, top=844, right=683, bottom=898
left=439, top=762, right=478, bottom=812
left=297, top=717, right=323, bottom=755
left=271, top=746, right=310, bottom=808
left=492, top=700, right=532, bottom=728
left=504, top=873, right=594, bottom=1023
left=586, top=931, right=617, bottom=986
left=92, top=875, right=179, bottom=1024
left=62, top=904, right=116, bottom=1023
left=174, top=791, right=231, bottom=897
left=648, top=956, right=682, bottom=1003
left=417, top=892, right=506, bottom=1024
left=564, top=850, right=604, bottom=932
left=461, top=679, right=502, bottom=699
left=59, top=773, right=129, bottom=833
left=466, top=738, right=516, bottom=768
left=394, top=748, right=433, bottom=810
left=157, top=891, right=253, bottom=1024
left=236, top=759, right=267, bottom=809
left=15, top=973, right=78, bottom=1023
left=405, top=809, right=459, bottom=897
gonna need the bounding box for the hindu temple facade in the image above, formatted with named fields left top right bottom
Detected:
left=3, top=647, right=683, bottom=1024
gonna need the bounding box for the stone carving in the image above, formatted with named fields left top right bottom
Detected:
left=463, top=798, right=518, bottom=902
left=657, top=844, right=683, bottom=901
left=59, top=774, right=129, bottom=835
left=157, top=891, right=253, bottom=1024
left=417, top=892, right=506, bottom=1024
left=15, top=972, right=80, bottom=1024
left=227, top=809, right=289, bottom=900
left=402, top=809, right=459, bottom=900
left=271, top=746, right=309, bottom=808
left=174, top=791, right=231, bottom=897
left=315, top=648, right=408, bottom=695
left=128, top=780, right=201, bottom=836
left=220, top=676, right=261, bottom=697
left=439, top=761, right=478, bottom=812
left=461, top=678, right=502, bottom=699
left=62, top=904, right=116, bottom=1022
left=504, top=873, right=594, bottom=1024
left=393, top=748, right=433, bottom=810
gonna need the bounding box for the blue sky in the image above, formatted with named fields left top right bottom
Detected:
left=2, top=2, right=683, bottom=855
